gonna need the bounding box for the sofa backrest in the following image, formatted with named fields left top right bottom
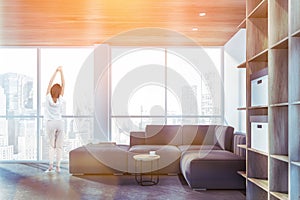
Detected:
left=129, top=125, right=235, bottom=150
left=213, top=125, right=234, bottom=151
left=181, top=125, right=215, bottom=145
left=130, top=131, right=146, bottom=147
left=181, top=125, right=234, bottom=151
left=145, top=125, right=182, bottom=145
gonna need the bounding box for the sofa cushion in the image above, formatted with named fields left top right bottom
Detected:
left=213, top=125, right=234, bottom=151
left=128, top=145, right=181, bottom=174
left=181, top=125, right=216, bottom=145
left=145, top=125, right=182, bottom=145
left=129, top=144, right=180, bottom=154
left=178, top=145, right=222, bottom=152
left=181, top=150, right=244, bottom=161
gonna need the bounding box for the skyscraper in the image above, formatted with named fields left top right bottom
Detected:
left=0, top=86, right=13, bottom=160
left=1, top=73, right=35, bottom=156
left=181, top=85, right=198, bottom=124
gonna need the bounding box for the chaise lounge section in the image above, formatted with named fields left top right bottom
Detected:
left=178, top=125, right=246, bottom=189
left=69, top=143, right=130, bottom=175
left=180, top=150, right=245, bottom=189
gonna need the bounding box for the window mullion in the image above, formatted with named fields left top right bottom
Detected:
left=164, top=48, right=167, bottom=124
left=37, top=48, right=41, bottom=161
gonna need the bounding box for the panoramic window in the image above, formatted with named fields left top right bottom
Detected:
left=0, top=47, right=94, bottom=161
left=0, top=48, right=37, bottom=160
left=111, top=48, right=165, bottom=144
left=110, top=47, right=223, bottom=144
left=166, top=47, right=223, bottom=124
left=0, top=46, right=222, bottom=160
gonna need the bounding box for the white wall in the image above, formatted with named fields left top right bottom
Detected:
left=224, top=29, right=246, bottom=133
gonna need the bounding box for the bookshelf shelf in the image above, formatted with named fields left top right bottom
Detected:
left=269, top=103, right=288, bottom=107
left=237, top=144, right=247, bottom=149
left=238, top=19, right=246, bottom=29
left=248, top=148, right=268, bottom=157
left=270, top=155, right=288, bottom=163
left=291, top=161, right=300, bottom=167
left=270, top=37, right=288, bottom=50
left=248, top=105, right=268, bottom=110
left=248, top=0, right=268, bottom=19
left=291, top=101, right=300, bottom=105
left=237, top=171, right=247, bottom=179
left=237, top=61, right=246, bottom=69
left=270, top=192, right=288, bottom=200
left=248, top=178, right=268, bottom=192
left=291, top=29, right=300, bottom=37
left=248, top=49, right=268, bottom=62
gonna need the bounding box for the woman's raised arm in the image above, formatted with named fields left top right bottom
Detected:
left=46, top=68, right=59, bottom=95
left=58, top=66, right=65, bottom=96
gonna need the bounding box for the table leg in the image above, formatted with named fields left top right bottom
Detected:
left=134, top=159, right=160, bottom=186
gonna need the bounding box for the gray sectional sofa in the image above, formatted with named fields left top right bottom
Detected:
left=69, top=125, right=246, bottom=189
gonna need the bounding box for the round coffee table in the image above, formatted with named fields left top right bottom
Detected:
left=133, top=154, right=160, bottom=186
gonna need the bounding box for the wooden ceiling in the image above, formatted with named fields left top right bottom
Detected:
left=0, top=0, right=246, bottom=46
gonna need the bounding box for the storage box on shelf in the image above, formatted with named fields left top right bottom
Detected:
left=250, top=68, right=268, bottom=107
left=247, top=52, right=268, bottom=108
left=250, top=115, right=268, bottom=154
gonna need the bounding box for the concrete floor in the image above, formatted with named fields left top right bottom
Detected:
left=0, top=163, right=246, bottom=200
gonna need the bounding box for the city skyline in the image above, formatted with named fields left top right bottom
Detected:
left=0, top=72, right=89, bottom=161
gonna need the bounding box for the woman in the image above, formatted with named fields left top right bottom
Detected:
left=45, top=66, right=65, bottom=173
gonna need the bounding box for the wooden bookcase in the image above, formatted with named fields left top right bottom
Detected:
left=235, top=0, right=300, bottom=199
left=289, top=1, right=300, bottom=199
